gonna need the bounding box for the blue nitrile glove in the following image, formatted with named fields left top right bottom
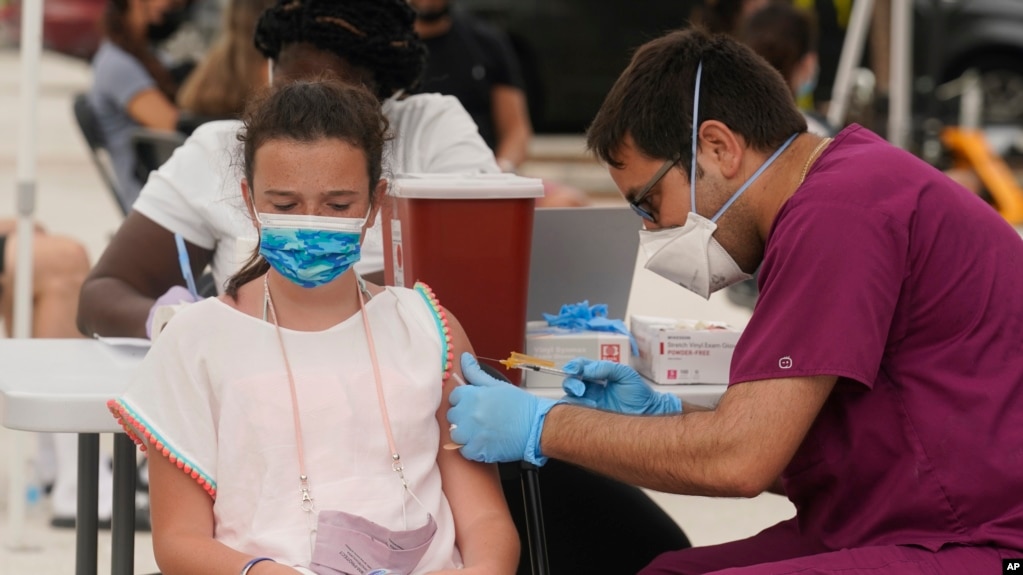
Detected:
left=561, top=358, right=682, bottom=415
left=448, top=353, right=562, bottom=466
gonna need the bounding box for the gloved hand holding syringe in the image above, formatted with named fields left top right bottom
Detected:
left=443, top=352, right=681, bottom=455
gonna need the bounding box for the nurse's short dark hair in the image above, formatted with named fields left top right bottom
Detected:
left=587, top=28, right=806, bottom=175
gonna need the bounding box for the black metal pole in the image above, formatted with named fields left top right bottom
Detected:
left=926, top=0, right=945, bottom=121
left=921, top=0, right=949, bottom=165
left=76, top=433, right=100, bottom=575
left=111, top=433, right=137, bottom=575
left=520, top=462, right=550, bottom=575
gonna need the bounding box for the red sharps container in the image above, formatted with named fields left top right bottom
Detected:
left=382, top=174, right=544, bottom=385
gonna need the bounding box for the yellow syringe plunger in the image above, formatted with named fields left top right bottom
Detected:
left=499, top=351, right=557, bottom=370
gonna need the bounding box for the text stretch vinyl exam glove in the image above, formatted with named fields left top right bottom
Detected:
left=561, top=358, right=682, bottom=415
left=447, top=353, right=564, bottom=466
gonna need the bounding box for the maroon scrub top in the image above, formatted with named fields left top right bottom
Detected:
left=730, top=125, right=1023, bottom=553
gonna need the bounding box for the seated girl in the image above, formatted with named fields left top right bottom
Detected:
left=108, top=78, right=519, bottom=575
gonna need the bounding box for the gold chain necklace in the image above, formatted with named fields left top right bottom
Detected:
left=800, top=137, right=832, bottom=184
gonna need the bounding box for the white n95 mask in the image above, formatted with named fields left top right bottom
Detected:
left=640, top=213, right=751, bottom=299
left=640, top=60, right=797, bottom=300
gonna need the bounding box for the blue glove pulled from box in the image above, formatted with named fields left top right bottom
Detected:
left=543, top=301, right=638, bottom=355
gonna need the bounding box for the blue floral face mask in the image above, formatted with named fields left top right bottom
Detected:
left=258, top=213, right=366, bottom=288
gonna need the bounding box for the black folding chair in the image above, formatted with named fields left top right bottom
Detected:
left=479, top=363, right=551, bottom=575
left=131, top=128, right=187, bottom=180
left=72, top=92, right=130, bottom=216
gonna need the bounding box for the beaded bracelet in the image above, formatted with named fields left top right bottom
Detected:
left=240, top=557, right=275, bottom=575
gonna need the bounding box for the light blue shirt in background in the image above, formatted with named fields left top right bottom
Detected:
left=88, top=40, right=157, bottom=208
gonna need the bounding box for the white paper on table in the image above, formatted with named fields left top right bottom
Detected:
left=94, top=335, right=151, bottom=363
left=94, top=336, right=152, bottom=348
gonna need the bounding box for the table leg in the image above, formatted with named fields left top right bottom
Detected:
left=111, top=434, right=136, bottom=575
left=520, top=462, right=550, bottom=575
left=76, top=433, right=99, bottom=575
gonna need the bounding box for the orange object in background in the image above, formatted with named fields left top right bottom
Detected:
left=383, top=174, right=544, bottom=385
left=942, top=127, right=1023, bottom=225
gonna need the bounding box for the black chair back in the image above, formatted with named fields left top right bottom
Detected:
left=72, top=93, right=131, bottom=215
left=131, top=128, right=187, bottom=181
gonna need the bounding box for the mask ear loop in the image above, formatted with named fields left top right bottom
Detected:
left=689, top=59, right=799, bottom=224
left=710, top=132, right=799, bottom=222
left=690, top=60, right=703, bottom=216
left=268, top=58, right=274, bottom=85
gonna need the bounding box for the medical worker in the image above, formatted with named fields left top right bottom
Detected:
left=447, top=28, right=1023, bottom=574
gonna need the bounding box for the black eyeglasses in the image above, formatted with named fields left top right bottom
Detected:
left=628, top=158, right=677, bottom=222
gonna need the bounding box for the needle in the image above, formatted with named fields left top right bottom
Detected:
left=477, top=355, right=572, bottom=378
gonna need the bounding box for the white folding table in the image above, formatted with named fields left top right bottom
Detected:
left=0, top=338, right=147, bottom=575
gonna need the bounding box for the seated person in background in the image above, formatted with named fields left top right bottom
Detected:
left=78, top=0, right=498, bottom=340
left=0, top=221, right=114, bottom=529
left=410, top=0, right=588, bottom=207
left=739, top=1, right=837, bottom=137
left=89, top=0, right=185, bottom=208
left=109, top=79, right=519, bottom=575
left=176, top=0, right=277, bottom=120
left=411, top=0, right=530, bottom=173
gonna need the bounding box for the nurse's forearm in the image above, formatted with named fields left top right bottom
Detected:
left=539, top=405, right=762, bottom=497
left=539, top=375, right=836, bottom=497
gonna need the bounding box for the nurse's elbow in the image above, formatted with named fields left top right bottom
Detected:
left=720, top=461, right=777, bottom=498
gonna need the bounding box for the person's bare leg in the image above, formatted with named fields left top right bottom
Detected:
left=1, top=231, right=16, bottom=338
left=28, top=234, right=90, bottom=339
left=0, top=230, right=90, bottom=339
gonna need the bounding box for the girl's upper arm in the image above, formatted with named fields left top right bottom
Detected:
left=434, top=308, right=506, bottom=508
left=146, top=436, right=216, bottom=543
left=433, top=307, right=519, bottom=572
